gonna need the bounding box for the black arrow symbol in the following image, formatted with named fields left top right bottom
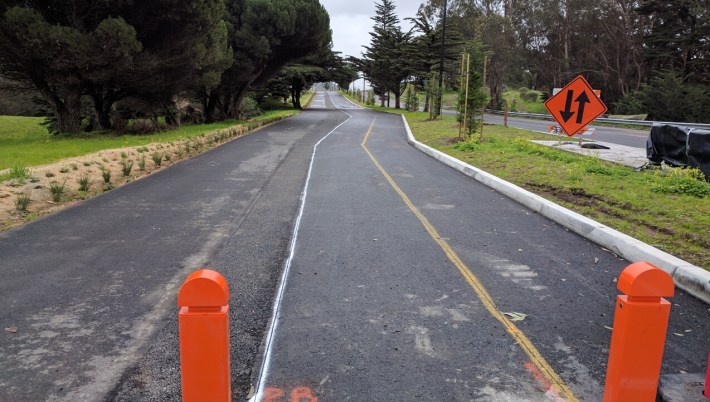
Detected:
left=575, top=91, right=590, bottom=124
left=559, top=90, right=575, bottom=122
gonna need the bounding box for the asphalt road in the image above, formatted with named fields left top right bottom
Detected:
left=0, top=105, right=347, bottom=401
left=252, top=91, right=709, bottom=401
left=1, top=91, right=707, bottom=401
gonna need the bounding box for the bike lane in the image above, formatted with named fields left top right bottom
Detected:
left=253, top=97, right=580, bottom=401
left=253, top=92, right=709, bottom=401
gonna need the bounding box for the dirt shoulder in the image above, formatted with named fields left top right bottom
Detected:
left=0, top=118, right=286, bottom=233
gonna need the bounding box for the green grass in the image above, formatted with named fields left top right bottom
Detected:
left=503, top=88, right=548, bottom=114
left=408, top=114, right=710, bottom=270
left=0, top=110, right=297, bottom=171
left=301, top=90, right=315, bottom=108
left=343, top=91, right=710, bottom=270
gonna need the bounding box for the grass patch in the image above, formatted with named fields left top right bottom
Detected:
left=50, top=181, right=65, bottom=202
left=119, top=159, right=134, bottom=176
left=300, top=90, right=316, bottom=108
left=77, top=173, right=90, bottom=192
left=100, top=166, right=111, bottom=183
left=367, top=103, right=710, bottom=270
left=0, top=110, right=298, bottom=171
left=0, top=163, right=32, bottom=183
left=150, top=152, right=163, bottom=167
left=503, top=88, right=548, bottom=114
left=14, top=193, right=30, bottom=212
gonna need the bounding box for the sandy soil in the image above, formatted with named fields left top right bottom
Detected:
left=0, top=124, right=255, bottom=233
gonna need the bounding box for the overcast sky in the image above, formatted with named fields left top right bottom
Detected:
left=320, top=0, right=424, bottom=59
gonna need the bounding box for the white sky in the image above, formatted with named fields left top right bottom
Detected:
left=320, top=0, right=424, bottom=59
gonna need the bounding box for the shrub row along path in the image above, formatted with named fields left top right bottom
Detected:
left=0, top=91, right=706, bottom=401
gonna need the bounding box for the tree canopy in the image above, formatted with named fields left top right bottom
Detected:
left=362, top=0, right=710, bottom=122
left=0, top=0, right=332, bottom=133
left=208, top=0, right=332, bottom=121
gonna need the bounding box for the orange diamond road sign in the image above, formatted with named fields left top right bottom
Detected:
left=545, top=75, right=607, bottom=136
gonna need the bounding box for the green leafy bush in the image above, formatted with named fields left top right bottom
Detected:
left=240, top=97, right=261, bottom=119
left=453, top=140, right=479, bottom=152
left=650, top=168, right=710, bottom=198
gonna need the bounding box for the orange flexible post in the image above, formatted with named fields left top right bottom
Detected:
left=603, top=262, right=674, bottom=402
left=178, top=269, right=231, bottom=402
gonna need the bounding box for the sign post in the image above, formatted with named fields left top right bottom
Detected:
left=545, top=76, right=607, bottom=137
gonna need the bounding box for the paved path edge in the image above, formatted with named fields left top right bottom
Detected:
left=401, top=115, right=710, bottom=305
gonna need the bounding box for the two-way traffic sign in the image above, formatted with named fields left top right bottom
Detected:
left=545, top=76, right=607, bottom=136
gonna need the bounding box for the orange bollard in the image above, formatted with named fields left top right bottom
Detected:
left=603, top=262, right=674, bottom=402
left=178, top=269, right=231, bottom=402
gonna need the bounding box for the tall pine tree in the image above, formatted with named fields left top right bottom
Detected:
left=362, top=0, right=413, bottom=109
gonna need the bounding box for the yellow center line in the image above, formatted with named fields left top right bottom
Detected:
left=360, top=118, right=578, bottom=401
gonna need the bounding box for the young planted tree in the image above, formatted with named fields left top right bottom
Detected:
left=404, top=84, right=419, bottom=111
left=458, top=43, right=488, bottom=139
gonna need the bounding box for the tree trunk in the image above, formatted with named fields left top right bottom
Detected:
left=423, top=91, right=430, bottom=112
left=227, top=83, right=251, bottom=119
left=291, top=87, right=302, bottom=109
left=90, top=90, right=114, bottom=130
left=32, top=76, right=83, bottom=134
left=204, top=91, right=221, bottom=123
left=56, top=92, right=82, bottom=134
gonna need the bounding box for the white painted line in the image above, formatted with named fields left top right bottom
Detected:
left=249, top=93, right=352, bottom=401
left=401, top=115, right=710, bottom=304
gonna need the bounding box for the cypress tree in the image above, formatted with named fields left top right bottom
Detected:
left=362, top=0, right=413, bottom=109
left=208, top=0, right=331, bottom=121
left=0, top=0, right=232, bottom=132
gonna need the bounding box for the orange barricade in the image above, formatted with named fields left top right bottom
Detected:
left=603, top=262, right=674, bottom=401
left=178, top=269, right=231, bottom=402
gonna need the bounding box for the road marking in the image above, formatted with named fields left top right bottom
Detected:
left=250, top=92, right=352, bottom=402
left=360, top=119, right=579, bottom=401
left=264, top=387, right=318, bottom=402
left=525, top=361, right=566, bottom=402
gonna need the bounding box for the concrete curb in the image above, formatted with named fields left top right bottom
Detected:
left=401, top=115, right=710, bottom=305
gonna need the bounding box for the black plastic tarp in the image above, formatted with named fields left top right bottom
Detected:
left=647, top=124, right=710, bottom=178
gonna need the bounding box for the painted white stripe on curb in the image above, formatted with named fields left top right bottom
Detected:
left=401, top=115, right=710, bottom=304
